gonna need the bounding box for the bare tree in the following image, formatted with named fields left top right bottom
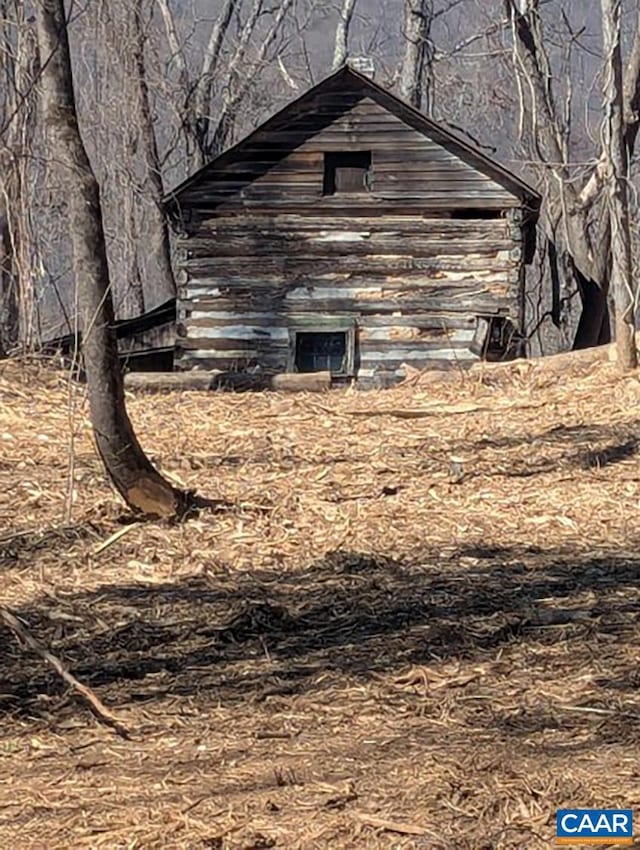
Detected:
left=189, top=0, right=238, bottom=163
left=0, top=195, right=18, bottom=356
left=601, top=0, right=636, bottom=368
left=332, top=0, right=359, bottom=70
left=506, top=0, right=640, bottom=358
left=129, top=0, right=176, bottom=305
left=155, top=0, right=239, bottom=168
left=400, top=0, right=435, bottom=111
left=209, top=0, right=296, bottom=155
left=156, top=0, right=299, bottom=168
left=35, top=0, right=184, bottom=516
left=0, top=1, right=41, bottom=352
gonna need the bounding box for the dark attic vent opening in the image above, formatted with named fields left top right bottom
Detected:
left=323, top=151, right=372, bottom=195
left=451, top=208, right=503, bottom=220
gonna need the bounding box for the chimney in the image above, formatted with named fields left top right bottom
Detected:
left=347, top=56, right=375, bottom=80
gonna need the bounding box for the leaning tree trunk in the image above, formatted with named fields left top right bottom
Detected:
left=35, top=0, right=184, bottom=517
left=601, top=0, right=637, bottom=370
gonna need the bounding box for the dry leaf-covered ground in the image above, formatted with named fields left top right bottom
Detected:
left=2, top=357, right=640, bottom=849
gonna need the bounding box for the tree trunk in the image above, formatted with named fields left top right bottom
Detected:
left=332, top=0, right=359, bottom=70
left=1, top=4, right=41, bottom=353
left=0, top=198, right=19, bottom=356
left=130, top=0, right=176, bottom=306
left=0, top=5, right=18, bottom=356
left=506, top=0, right=637, bottom=350
left=399, top=0, right=435, bottom=112
left=601, top=0, right=636, bottom=370
left=35, top=0, right=184, bottom=517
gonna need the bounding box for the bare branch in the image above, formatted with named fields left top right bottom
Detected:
left=0, top=606, right=130, bottom=738
left=190, top=0, right=238, bottom=158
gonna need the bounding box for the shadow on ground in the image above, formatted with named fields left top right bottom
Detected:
left=468, top=420, right=640, bottom=479
left=2, top=542, right=640, bottom=748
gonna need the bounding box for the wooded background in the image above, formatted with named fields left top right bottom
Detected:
left=1, top=0, right=638, bottom=358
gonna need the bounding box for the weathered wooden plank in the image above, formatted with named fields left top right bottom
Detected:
left=206, top=152, right=323, bottom=172
left=179, top=337, right=289, bottom=351
left=182, top=312, right=478, bottom=331
left=192, top=216, right=514, bottom=235
left=192, top=172, right=512, bottom=193
left=186, top=264, right=514, bottom=284
left=183, top=253, right=518, bottom=273
left=186, top=221, right=516, bottom=245
left=185, top=281, right=518, bottom=302
left=183, top=309, right=474, bottom=336
left=359, top=337, right=473, bottom=353
left=185, top=325, right=290, bottom=341
left=228, top=169, right=503, bottom=188
left=359, top=326, right=475, bottom=343
left=199, top=217, right=510, bottom=230
left=185, top=237, right=515, bottom=259
left=200, top=214, right=515, bottom=233
left=184, top=270, right=516, bottom=291
left=205, top=196, right=518, bottom=211
left=173, top=351, right=476, bottom=374
left=358, top=353, right=476, bottom=370
left=180, top=295, right=514, bottom=315
left=176, top=349, right=288, bottom=366
left=185, top=191, right=515, bottom=210
left=180, top=324, right=476, bottom=346
left=238, top=181, right=505, bottom=199
left=190, top=197, right=521, bottom=213
left=182, top=256, right=518, bottom=277
left=281, top=283, right=510, bottom=301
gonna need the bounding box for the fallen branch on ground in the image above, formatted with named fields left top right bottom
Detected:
left=354, top=812, right=435, bottom=837
left=0, top=606, right=130, bottom=739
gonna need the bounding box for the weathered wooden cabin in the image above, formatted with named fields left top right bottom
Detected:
left=165, top=65, right=540, bottom=386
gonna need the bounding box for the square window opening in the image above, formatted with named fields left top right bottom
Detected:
left=323, top=151, right=372, bottom=195
left=290, top=328, right=356, bottom=376
left=295, top=331, right=346, bottom=373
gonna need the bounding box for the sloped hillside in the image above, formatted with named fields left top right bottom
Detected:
left=1, top=357, right=640, bottom=849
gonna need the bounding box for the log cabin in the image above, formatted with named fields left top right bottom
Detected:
left=165, top=64, right=540, bottom=387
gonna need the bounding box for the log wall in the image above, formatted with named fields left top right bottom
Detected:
left=172, top=82, right=529, bottom=383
